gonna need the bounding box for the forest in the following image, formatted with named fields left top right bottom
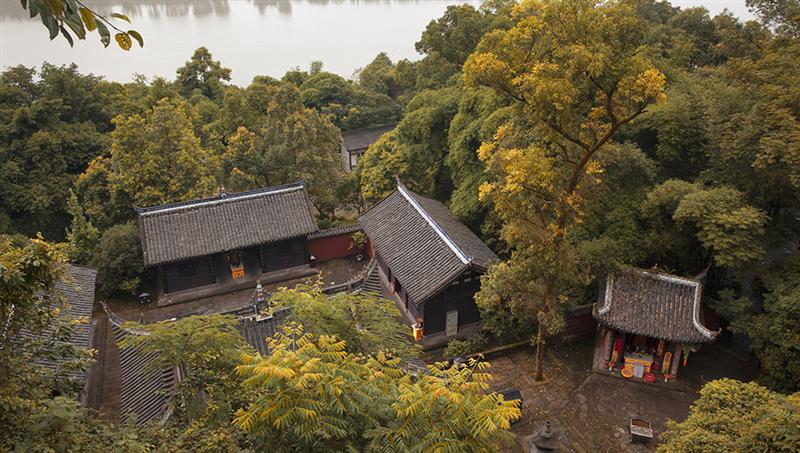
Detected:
left=1, top=0, right=799, bottom=451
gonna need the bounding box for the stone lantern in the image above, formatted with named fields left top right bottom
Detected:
left=529, top=420, right=560, bottom=452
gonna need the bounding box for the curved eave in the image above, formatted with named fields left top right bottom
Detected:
left=593, top=271, right=719, bottom=344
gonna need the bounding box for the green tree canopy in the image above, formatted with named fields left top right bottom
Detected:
left=175, top=47, right=232, bottom=100
left=219, top=82, right=343, bottom=222
left=269, top=283, right=419, bottom=359
left=730, top=255, right=800, bottom=391
left=659, top=379, right=800, bottom=452
left=121, top=314, right=252, bottom=426
left=89, top=221, right=144, bottom=296
left=0, top=64, right=110, bottom=239
left=104, top=97, right=218, bottom=208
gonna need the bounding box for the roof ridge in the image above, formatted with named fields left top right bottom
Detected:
left=136, top=181, right=306, bottom=216
left=396, top=181, right=470, bottom=265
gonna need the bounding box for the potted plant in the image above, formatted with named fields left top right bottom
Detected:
left=348, top=231, right=368, bottom=261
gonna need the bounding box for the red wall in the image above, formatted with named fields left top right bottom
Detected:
left=309, top=233, right=365, bottom=262
left=560, top=304, right=596, bottom=342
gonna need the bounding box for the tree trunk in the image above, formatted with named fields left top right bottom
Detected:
left=533, top=333, right=544, bottom=381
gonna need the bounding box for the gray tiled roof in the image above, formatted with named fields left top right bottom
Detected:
left=55, top=265, right=96, bottom=358
left=341, top=124, right=396, bottom=152
left=307, top=223, right=361, bottom=240
left=237, top=308, right=291, bottom=356
left=358, top=182, right=498, bottom=305
left=594, top=268, right=718, bottom=343
left=137, top=182, right=318, bottom=266
left=21, top=265, right=97, bottom=382
left=114, top=325, right=177, bottom=426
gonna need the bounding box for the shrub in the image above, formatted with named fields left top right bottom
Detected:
left=90, top=222, right=146, bottom=296
left=443, top=334, right=487, bottom=359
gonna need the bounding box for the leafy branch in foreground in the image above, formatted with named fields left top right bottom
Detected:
left=234, top=323, right=520, bottom=452
left=20, top=0, right=143, bottom=50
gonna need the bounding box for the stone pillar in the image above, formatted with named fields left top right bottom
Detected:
left=592, top=326, right=613, bottom=370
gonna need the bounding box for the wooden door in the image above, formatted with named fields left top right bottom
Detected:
left=446, top=310, right=459, bottom=337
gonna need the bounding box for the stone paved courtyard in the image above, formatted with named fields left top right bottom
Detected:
left=487, top=338, right=751, bottom=452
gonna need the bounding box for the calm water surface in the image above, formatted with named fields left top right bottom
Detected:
left=0, top=0, right=753, bottom=85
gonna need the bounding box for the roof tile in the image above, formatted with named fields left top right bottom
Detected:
left=137, top=182, right=318, bottom=266
left=358, top=183, right=497, bottom=305
left=594, top=268, right=717, bottom=343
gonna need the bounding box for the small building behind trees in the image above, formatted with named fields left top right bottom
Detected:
left=340, top=124, right=395, bottom=172
left=137, top=182, right=319, bottom=305
left=592, top=268, right=719, bottom=381
left=359, top=181, right=497, bottom=348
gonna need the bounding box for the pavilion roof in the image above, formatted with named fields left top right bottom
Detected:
left=594, top=268, right=718, bottom=343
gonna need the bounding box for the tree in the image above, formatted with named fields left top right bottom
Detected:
left=416, top=1, right=514, bottom=68
left=356, top=52, right=399, bottom=98
left=7, top=397, right=152, bottom=452
left=89, top=222, right=144, bottom=296
left=268, top=283, right=419, bottom=359
left=65, top=190, right=99, bottom=265
left=672, top=186, right=768, bottom=268
left=121, top=314, right=252, bottom=426
left=0, top=236, right=65, bottom=348
left=446, top=85, right=512, bottom=242
left=175, top=47, right=232, bottom=100
left=0, top=64, right=110, bottom=239
left=75, top=156, right=134, bottom=231
left=747, top=0, right=800, bottom=36
left=299, top=71, right=401, bottom=130
left=659, top=379, right=800, bottom=453
left=234, top=324, right=519, bottom=452
left=105, top=97, right=218, bottom=208
left=220, top=82, right=343, bottom=222
left=0, top=239, right=117, bottom=451
left=358, top=87, right=461, bottom=203
left=464, top=0, right=666, bottom=380
left=731, top=255, right=800, bottom=392
left=16, top=0, right=143, bottom=49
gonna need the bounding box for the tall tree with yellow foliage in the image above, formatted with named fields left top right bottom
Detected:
left=464, top=0, right=666, bottom=380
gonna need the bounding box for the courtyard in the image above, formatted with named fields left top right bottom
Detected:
left=485, top=334, right=755, bottom=452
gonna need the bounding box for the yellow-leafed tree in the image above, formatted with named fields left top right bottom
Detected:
left=234, top=324, right=520, bottom=452
left=463, top=0, right=666, bottom=380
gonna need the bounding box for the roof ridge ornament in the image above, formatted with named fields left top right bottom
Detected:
left=395, top=180, right=470, bottom=265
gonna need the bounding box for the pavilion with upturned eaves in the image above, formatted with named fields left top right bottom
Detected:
left=592, top=268, right=720, bottom=382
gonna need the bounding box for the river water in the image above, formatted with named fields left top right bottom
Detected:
left=0, top=0, right=753, bottom=86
